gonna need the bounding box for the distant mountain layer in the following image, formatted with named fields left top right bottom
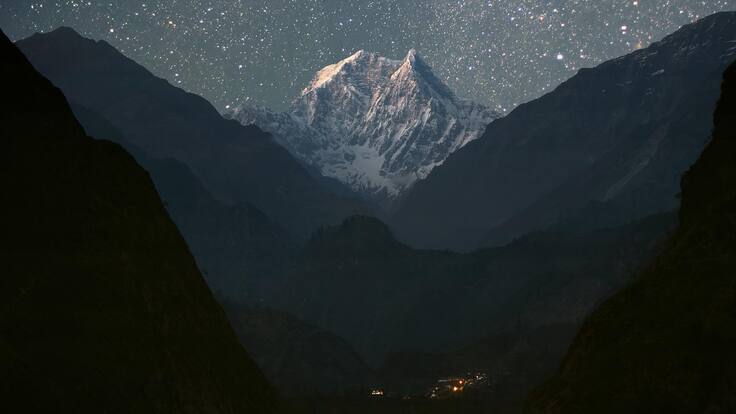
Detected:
left=0, top=29, right=276, bottom=412
left=70, top=102, right=294, bottom=299
left=525, top=54, right=736, bottom=414
left=227, top=49, right=498, bottom=205
left=394, top=12, right=736, bottom=251
left=262, top=213, right=674, bottom=365
left=17, top=27, right=373, bottom=239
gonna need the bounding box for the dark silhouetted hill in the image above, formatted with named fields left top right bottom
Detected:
left=525, top=58, right=736, bottom=414
left=223, top=302, right=374, bottom=397
left=0, top=29, right=276, bottom=412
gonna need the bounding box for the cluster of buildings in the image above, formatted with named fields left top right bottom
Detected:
left=428, top=372, right=489, bottom=399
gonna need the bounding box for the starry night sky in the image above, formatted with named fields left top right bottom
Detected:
left=1, top=1, right=733, bottom=112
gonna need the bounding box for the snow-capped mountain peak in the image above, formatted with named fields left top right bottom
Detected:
left=305, top=49, right=371, bottom=92
left=391, top=49, right=456, bottom=102
left=227, top=49, right=500, bottom=206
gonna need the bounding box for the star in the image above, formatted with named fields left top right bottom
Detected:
left=0, top=0, right=732, bottom=114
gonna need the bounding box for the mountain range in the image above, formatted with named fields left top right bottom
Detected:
left=239, top=13, right=736, bottom=405
left=394, top=12, right=736, bottom=251
left=16, top=27, right=374, bottom=241
left=227, top=49, right=498, bottom=206
left=252, top=11, right=736, bottom=364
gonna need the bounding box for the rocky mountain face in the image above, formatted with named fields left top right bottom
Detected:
left=0, top=29, right=276, bottom=412
left=393, top=12, right=736, bottom=251
left=525, top=56, right=736, bottom=414
left=17, top=27, right=374, bottom=240
left=227, top=49, right=498, bottom=206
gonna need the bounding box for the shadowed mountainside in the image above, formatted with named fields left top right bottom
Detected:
left=223, top=302, right=374, bottom=397
left=70, top=102, right=295, bottom=298
left=17, top=27, right=374, bottom=240
left=0, top=29, right=276, bottom=412
left=525, top=57, right=736, bottom=414
left=394, top=12, right=736, bottom=251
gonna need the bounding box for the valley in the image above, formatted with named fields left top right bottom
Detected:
left=2, top=5, right=735, bottom=414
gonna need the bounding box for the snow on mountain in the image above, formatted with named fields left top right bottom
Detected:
left=226, top=49, right=499, bottom=204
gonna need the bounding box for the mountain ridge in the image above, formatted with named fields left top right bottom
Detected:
left=17, top=26, right=374, bottom=239
left=393, top=11, right=736, bottom=251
